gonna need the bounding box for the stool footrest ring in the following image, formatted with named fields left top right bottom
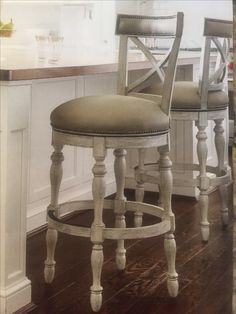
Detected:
left=136, top=162, right=231, bottom=188
left=47, top=199, right=171, bottom=240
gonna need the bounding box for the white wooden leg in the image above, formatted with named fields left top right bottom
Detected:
left=159, top=147, right=178, bottom=297
left=214, top=119, right=229, bottom=226
left=44, top=144, right=64, bottom=283
left=90, top=139, right=106, bottom=312
left=164, top=233, right=178, bottom=297
left=44, top=228, right=58, bottom=283
left=134, top=148, right=146, bottom=227
left=196, top=121, right=210, bottom=242
left=114, top=148, right=127, bottom=270
left=158, top=160, right=163, bottom=208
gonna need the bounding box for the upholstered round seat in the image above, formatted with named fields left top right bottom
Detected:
left=142, top=81, right=228, bottom=111
left=51, top=94, right=170, bottom=136
left=172, top=82, right=228, bottom=111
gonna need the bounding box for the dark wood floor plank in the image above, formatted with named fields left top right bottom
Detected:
left=99, top=220, right=231, bottom=314
left=20, top=189, right=232, bottom=314
left=121, top=201, right=233, bottom=314
left=36, top=196, right=198, bottom=313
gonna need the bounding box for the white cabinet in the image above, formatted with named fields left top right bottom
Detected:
left=28, top=78, right=80, bottom=229
left=0, top=82, right=31, bottom=314
left=27, top=74, right=118, bottom=231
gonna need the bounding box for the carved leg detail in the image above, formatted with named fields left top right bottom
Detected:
left=196, top=122, right=210, bottom=242
left=219, top=184, right=229, bottom=226
left=44, top=228, right=58, bottom=283
left=164, top=233, right=178, bottom=297
left=134, top=148, right=146, bottom=227
left=114, top=149, right=127, bottom=270
left=199, top=192, right=210, bottom=242
left=44, top=144, right=64, bottom=283
left=90, top=244, right=104, bottom=312
left=158, top=184, right=163, bottom=207
left=214, top=119, right=229, bottom=226
left=90, top=139, right=106, bottom=312
left=159, top=147, right=173, bottom=217
left=159, top=146, right=178, bottom=297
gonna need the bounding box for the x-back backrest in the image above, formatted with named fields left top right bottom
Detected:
left=115, top=12, right=184, bottom=116
left=199, top=18, right=232, bottom=110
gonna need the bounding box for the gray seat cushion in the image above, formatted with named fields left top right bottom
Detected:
left=51, top=95, right=169, bottom=136
left=142, top=81, right=228, bottom=111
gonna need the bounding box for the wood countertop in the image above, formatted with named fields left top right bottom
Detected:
left=0, top=46, right=201, bottom=81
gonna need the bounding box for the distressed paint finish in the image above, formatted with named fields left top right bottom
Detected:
left=44, top=13, right=183, bottom=312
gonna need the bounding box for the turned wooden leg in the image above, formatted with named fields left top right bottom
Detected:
left=44, top=144, right=64, bottom=283
left=114, top=148, right=127, bottom=270
left=214, top=119, right=229, bottom=226
left=157, top=161, right=163, bottom=208
left=164, top=233, right=178, bottom=297
left=196, top=120, right=210, bottom=242
left=134, top=148, right=146, bottom=227
left=90, top=139, right=106, bottom=312
left=159, top=146, right=178, bottom=297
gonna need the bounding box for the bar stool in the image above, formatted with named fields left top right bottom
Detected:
left=138, top=18, right=232, bottom=242
left=44, top=13, right=184, bottom=312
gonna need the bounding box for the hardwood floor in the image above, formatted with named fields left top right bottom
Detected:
left=21, top=188, right=233, bottom=314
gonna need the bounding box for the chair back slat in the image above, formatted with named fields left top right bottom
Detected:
left=127, top=37, right=165, bottom=91
left=157, top=47, right=172, bottom=69
left=204, top=18, right=232, bottom=38
left=209, top=63, right=225, bottom=85
left=116, top=12, right=184, bottom=116
left=116, top=14, right=179, bottom=37
left=117, top=35, right=129, bottom=96
left=128, top=68, right=157, bottom=93
left=130, top=37, right=163, bottom=77
left=199, top=18, right=232, bottom=110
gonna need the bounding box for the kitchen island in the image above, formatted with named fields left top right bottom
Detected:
left=0, top=47, right=223, bottom=313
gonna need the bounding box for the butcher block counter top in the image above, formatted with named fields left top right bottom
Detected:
left=0, top=46, right=201, bottom=81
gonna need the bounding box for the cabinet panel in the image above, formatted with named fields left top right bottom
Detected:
left=0, top=83, right=31, bottom=311
left=29, top=79, right=78, bottom=206
left=27, top=75, right=117, bottom=230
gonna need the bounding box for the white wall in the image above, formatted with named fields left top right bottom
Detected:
left=0, top=0, right=116, bottom=50
left=0, top=0, right=232, bottom=50
left=0, top=2, right=61, bottom=46
left=156, top=0, right=232, bottom=48
left=115, top=0, right=233, bottom=48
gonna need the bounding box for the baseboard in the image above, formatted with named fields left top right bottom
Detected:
left=27, top=177, right=116, bottom=232
left=0, top=278, right=31, bottom=314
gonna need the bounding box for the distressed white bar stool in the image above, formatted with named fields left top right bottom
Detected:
left=44, top=12, right=183, bottom=312
left=139, top=18, right=232, bottom=242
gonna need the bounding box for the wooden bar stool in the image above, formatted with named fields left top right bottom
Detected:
left=139, top=18, right=232, bottom=242
left=44, top=13, right=184, bottom=312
